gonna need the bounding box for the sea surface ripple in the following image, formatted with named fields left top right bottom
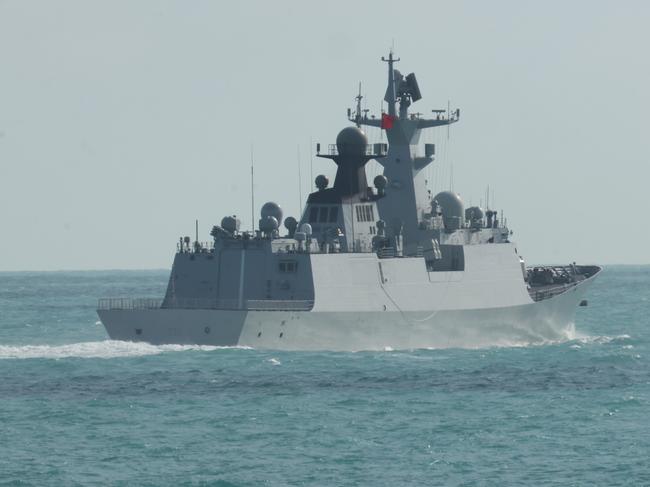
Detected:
left=0, top=267, right=648, bottom=486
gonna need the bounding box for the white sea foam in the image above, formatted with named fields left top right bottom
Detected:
left=0, top=340, right=251, bottom=360
left=417, top=331, right=632, bottom=351
left=267, top=357, right=281, bottom=366
left=573, top=334, right=631, bottom=345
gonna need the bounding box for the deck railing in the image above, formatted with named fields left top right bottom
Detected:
left=326, top=143, right=379, bottom=156
left=97, top=298, right=163, bottom=310
left=97, top=297, right=314, bottom=311
left=529, top=283, right=577, bottom=302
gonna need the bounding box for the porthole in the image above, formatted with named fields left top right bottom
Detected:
left=279, top=332, right=284, bottom=338
left=135, top=328, right=142, bottom=335
left=204, top=326, right=210, bottom=334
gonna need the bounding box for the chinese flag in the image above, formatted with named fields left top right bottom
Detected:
left=381, top=113, right=395, bottom=130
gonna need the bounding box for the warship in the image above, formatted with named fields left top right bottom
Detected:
left=97, top=52, right=601, bottom=351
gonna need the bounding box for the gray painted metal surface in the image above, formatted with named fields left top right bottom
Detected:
left=99, top=271, right=598, bottom=351
left=97, top=52, right=600, bottom=350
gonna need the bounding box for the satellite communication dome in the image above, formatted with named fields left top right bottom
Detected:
left=300, top=223, right=312, bottom=236
left=373, top=175, right=388, bottom=191
left=433, top=191, right=465, bottom=230
left=315, top=175, right=329, bottom=191
left=221, top=216, right=240, bottom=234
left=336, top=126, right=368, bottom=156
left=259, top=216, right=279, bottom=233
left=260, top=202, right=283, bottom=226
left=284, top=216, right=298, bottom=235
left=465, top=206, right=484, bottom=222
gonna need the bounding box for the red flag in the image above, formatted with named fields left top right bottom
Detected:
left=381, top=113, right=395, bottom=130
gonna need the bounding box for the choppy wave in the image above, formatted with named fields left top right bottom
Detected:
left=572, top=334, right=632, bottom=345
left=0, top=340, right=250, bottom=360
left=414, top=332, right=632, bottom=351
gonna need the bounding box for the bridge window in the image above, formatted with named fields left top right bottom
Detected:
left=309, top=205, right=339, bottom=224
left=356, top=204, right=375, bottom=222
left=279, top=261, right=298, bottom=273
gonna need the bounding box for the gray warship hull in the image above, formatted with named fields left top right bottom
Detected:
left=99, top=274, right=597, bottom=351
left=98, top=248, right=600, bottom=351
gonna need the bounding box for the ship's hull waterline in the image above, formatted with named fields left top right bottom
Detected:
left=98, top=274, right=596, bottom=352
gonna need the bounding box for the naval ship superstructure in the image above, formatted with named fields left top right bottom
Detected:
left=97, top=53, right=600, bottom=350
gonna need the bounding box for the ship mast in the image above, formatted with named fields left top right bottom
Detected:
left=354, top=83, right=363, bottom=128
left=382, top=51, right=399, bottom=118
left=352, top=52, right=459, bottom=130
left=345, top=52, right=462, bottom=255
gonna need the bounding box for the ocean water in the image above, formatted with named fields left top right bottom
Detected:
left=0, top=267, right=648, bottom=486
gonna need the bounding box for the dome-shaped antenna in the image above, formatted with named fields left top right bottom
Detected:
left=220, top=216, right=240, bottom=234
left=433, top=191, right=465, bottom=231
left=316, top=125, right=385, bottom=198
left=336, top=126, right=368, bottom=156
left=284, top=216, right=298, bottom=237
left=315, top=174, right=329, bottom=191
left=373, top=175, right=388, bottom=196
left=259, top=215, right=279, bottom=236
left=260, top=202, right=283, bottom=226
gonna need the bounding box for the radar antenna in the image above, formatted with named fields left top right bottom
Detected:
left=349, top=52, right=459, bottom=131
left=354, top=82, right=363, bottom=127
left=250, top=145, right=255, bottom=232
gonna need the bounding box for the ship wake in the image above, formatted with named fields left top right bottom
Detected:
left=0, top=340, right=250, bottom=360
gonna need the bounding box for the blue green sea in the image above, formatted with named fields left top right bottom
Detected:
left=0, top=267, right=648, bottom=486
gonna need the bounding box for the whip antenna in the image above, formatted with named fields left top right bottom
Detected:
left=297, top=145, right=303, bottom=217
left=250, top=144, right=255, bottom=232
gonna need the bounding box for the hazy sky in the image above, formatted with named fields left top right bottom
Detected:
left=1, top=1, right=649, bottom=270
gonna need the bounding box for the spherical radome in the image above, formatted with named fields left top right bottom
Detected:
left=433, top=191, right=465, bottom=230
left=260, top=202, right=283, bottom=226
left=336, top=126, right=368, bottom=156
left=373, top=175, right=388, bottom=190
left=259, top=215, right=279, bottom=233
left=315, top=174, right=329, bottom=190
left=221, top=216, right=240, bottom=233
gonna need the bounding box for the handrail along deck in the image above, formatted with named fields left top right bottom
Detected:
left=98, top=297, right=314, bottom=311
